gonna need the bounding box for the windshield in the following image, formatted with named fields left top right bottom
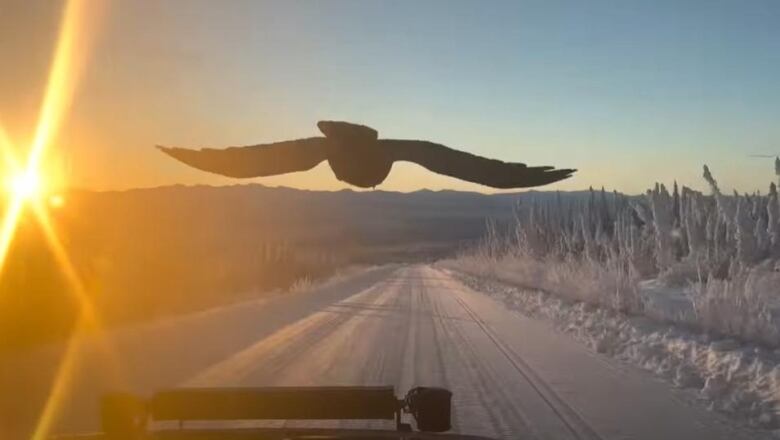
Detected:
left=0, top=1, right=778, bottom=440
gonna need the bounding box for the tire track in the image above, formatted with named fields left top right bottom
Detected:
left=337, top=269, right=415, bottom=431
left=185, top=279, right=393, bottom=386
left=420, top=276, right=460, bottom=433
left=451, top=292, right=604, bottom=440
left=269, top=277, right=404, bottom=387
left=431, top=286, right=535, bottom=439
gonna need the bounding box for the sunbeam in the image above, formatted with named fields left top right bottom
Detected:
left=28, top=196, right=123, bottom=440
left=27, top=0, right=99, bottom=173
left=0, top=125, right=26, bottom=272
left=0, top=124, right=21, bottom=170
left=0, top=0, right=102, bottom=297
left=29, top=315, right=88, bottom=440
left=0, top=1, right=117, bottom=439
left=0, top=197, right=25, bottom=272
left=31, top=202, right=103, bottom=332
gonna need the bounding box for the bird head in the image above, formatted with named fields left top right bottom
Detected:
left=317, top=121, right=378, bottom=146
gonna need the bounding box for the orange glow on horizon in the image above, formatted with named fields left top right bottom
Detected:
left=0, top=125, right=26, bottom=273
left=0, top=1, right=120, bottom=439
left=0, top=0, right=99, bottom=275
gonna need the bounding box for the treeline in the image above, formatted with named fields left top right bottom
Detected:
left=453, top=158, right=780, bottom=345
left=491, top=159, right=780, bottom=284
left=0, top=212, right=346, bottom=352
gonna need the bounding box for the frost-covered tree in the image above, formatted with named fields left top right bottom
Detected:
left=703, top=165, right=719, bottom=195
left=755, top=214, right=769, bottom=259
left=768, top=182, right=780, bottom=255
left=704, top=165, right=736, bottom=226
left=681, top=187, right=707, bottom=257
left=648, top=184, right=675, bottom=270
left=734, top=196, right=758, bottom=264
left=598, top=186, right=612, bottom=234
left=469, top=160, right=779, bottom=294
left=776, top=157, right=780, bottom=187
left=672, top=181, right=681, bottom=227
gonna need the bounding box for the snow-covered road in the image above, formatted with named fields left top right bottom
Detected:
left=1, top=265, right=763, bottom=439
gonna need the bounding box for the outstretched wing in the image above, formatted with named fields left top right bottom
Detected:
left=380, top=140, right=575, bottom=189
left=157, top=138, right=328, bottom=178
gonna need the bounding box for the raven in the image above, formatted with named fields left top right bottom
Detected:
left=158, top=121, right=575, bottom=189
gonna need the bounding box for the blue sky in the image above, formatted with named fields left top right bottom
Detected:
left=2, top=0, right=779, bottom=193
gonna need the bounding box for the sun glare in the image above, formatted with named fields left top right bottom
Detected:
left=8, top=171, right=42, bottom=201
left=0, top=1, right=120, bottom=439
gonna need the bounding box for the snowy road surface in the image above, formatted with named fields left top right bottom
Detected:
left=1, top=265, right=762, bottom=439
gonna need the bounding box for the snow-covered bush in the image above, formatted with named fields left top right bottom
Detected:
left=443, top=159, right=780, bottom=346
left=691, top=266, right=780, bottom=346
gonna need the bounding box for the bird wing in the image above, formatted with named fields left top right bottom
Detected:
left=380, top=139, right=575, bottom=189
left=157, top=137, right=328, bottom=178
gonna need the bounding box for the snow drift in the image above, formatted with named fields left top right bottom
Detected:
left=440, top=158, right=780, bottom=429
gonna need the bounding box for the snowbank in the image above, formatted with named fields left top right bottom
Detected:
left=445, top=269, right=780, bottom=430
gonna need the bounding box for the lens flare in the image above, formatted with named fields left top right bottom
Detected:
left=0, top=125, right=21, bottom=170
left=49, top=194, right=66, bottom=208
left=31, top=202, right=102, bottom=331
left=29, top=316, right=86, bottom=440
left=8, top=171, right=42, bottom=200
left=0, top=197, right=25, bottom=272
left=28, top=0, right=97, bottom=173
left=0, top=125, right=25, bottom=272
left=0, top=1, right=119, bottom=439
left=0, top=0, right=100, bottom=274
left=29, top=201, right=122, bottom=440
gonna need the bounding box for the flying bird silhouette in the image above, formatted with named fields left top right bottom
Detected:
left=157, top=121, right=575, bottom=189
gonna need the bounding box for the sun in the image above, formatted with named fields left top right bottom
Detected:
left=9, top=171, right=42, bottom=200
left=8, top=170, right=43, bottom=201
left=0, top=3, right=123, bottom=440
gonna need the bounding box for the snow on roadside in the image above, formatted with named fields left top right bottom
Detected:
left=285, top=265, right=378, bottom=294
left=444, top=269, right=780, bottom=432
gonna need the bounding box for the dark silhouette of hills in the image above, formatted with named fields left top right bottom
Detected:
left=62, top=184, right=554, bottom=262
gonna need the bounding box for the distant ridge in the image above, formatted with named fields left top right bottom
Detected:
left=65, top=182, right=620, bottom=198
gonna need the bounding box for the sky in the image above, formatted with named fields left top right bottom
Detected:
left=0, top=0, right=779, bottom=194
